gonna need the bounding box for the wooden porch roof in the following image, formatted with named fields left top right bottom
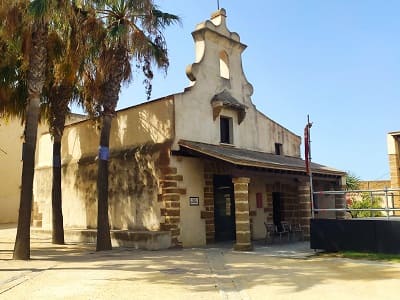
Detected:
left=177, top=140, right=345, bottom=177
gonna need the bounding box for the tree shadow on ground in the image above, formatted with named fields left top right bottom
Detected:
left=1, top=231, right=400, bottom=296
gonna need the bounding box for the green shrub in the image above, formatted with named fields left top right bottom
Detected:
left=349, top=192, right=383, bottom=218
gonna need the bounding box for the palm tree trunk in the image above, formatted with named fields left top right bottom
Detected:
left=95, top=46, right=125, bottom=252
left=13, top=19, right=47, bottom=260
left=96, top=114, right=112, bottom=251
left=52, top=133, right=64, bottom=244
left=13, top=97, right=40, bottom=260
left=49, top=87, right=70, bottom=245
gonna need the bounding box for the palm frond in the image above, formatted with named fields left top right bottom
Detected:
left=151, top=9, right=181, bottom=29
left=28, top=0, right=49, bottom=18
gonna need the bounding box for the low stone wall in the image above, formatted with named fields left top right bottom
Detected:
left=359, top=180, right=391, bottom=190
left=31, top=228, right=171, bottom=250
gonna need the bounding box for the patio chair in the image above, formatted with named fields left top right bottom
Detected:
left=264, top=222, right=277, bottom=244
left=290, top=223, right=303, bottom=241
left=278, top=221, right=291, bottom=242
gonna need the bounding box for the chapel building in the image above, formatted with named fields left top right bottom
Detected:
left=33, top=9, right=346, bottom=250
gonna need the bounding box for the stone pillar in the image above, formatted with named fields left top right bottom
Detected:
left=389, top=152, right=400, bottom=215
left=389, top=153, right=400, bottom=216
left=232, top=177, right=253, bottom=251
left=159, top=166, right=185, bottom=248
left=388, top=134, right=400, bottom=215
left=298, top=181, right=311, bottom=240
left=389, top=154, right=400, bottom=188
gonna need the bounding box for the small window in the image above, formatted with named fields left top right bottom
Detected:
left=219, top=51, right=230, bottom=79
left=275, top=143, right=282, bottom=155
left=220, top=116, right=233, bottom=144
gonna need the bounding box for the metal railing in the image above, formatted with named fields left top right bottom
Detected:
left=312, top=188, right=400, bottom=220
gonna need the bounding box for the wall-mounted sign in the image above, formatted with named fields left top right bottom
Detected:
left=189, top=197, right=199, bottom=206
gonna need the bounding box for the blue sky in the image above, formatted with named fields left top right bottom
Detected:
left=115, top=1, right=400, bottom=181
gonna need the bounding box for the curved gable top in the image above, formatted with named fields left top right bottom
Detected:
left=185, top=8, right=253, bottom=105
left=195, top=8, right=242, bottom=44
left=211, top=90, right=247, bottom=124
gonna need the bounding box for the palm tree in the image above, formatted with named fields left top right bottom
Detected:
left=0, top=0, right=48, bottom=260
left=15, top=15, right=46, bottom=260
left=0, top=0, right=91, bottom=259
left=89, top=0, right=180, bottom=251
left=1, top=1, right=99, bottom=252
left=346, top=172, right=360, bottom=191
left=43, top=2, right=95, bottom=245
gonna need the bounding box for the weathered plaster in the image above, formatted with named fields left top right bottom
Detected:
left=0, top=119, right=47, bottom=223
left=33, top=98, right=174, bottom=231
left=171, top=156, right=206, bottom=247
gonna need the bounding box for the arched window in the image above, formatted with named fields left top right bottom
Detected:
left=219, top=51, right=230, bottom=79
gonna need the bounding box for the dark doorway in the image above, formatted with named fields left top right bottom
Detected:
left=272, top=192, right=283, bottom=230
left=214, top=175, right=236, bottom=241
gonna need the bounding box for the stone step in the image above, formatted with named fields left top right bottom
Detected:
left=30, top=228, right=172, bottom=250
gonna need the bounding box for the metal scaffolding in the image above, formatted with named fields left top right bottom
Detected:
left=312, top=188, right=400, bottom=220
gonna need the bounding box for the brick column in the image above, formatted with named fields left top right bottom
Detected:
left=298, top=181, right=311, bottom=240
left=389, top=154, right=400, bottom=187
left=389, top=154, right=400, bottom=215
left=388, top=135, right=400, bottom=215
left=232, top=177, right=253, bottom=251
left=159, top=166, right=185, bottom=248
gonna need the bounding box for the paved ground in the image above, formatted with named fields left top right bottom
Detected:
left=1, top=224, right=400, bottom=300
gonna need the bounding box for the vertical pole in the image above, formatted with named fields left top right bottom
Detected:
left=391, top=192, right=394, bottom=215
left=385, top=187, right=389, bottom=220
left=370, top=191, right=374, bottom=217
left=217, top=0, right=220, bottom=10
left=307, top=115, right=315, bottom=219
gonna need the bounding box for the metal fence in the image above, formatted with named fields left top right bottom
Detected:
left=312, top=188, right=400, bottom=220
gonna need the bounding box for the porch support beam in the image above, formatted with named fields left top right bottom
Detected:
left=232, top=177, right=253, bottom=251
left=298, top=181, right=311, bottom=239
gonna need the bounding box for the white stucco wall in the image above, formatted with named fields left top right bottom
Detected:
left=0, top=118, right=47, bottom=224
left=387, top=133, right=399, bottom=155
left=248, top=177, right=269, bottom=240
left=37, top=98, right=174, bottom=168
left=34, top=98, right=174, bottom=230
left=0, top=119, right=23, bottom=223
left=171, top=156, right=206, bottom=247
